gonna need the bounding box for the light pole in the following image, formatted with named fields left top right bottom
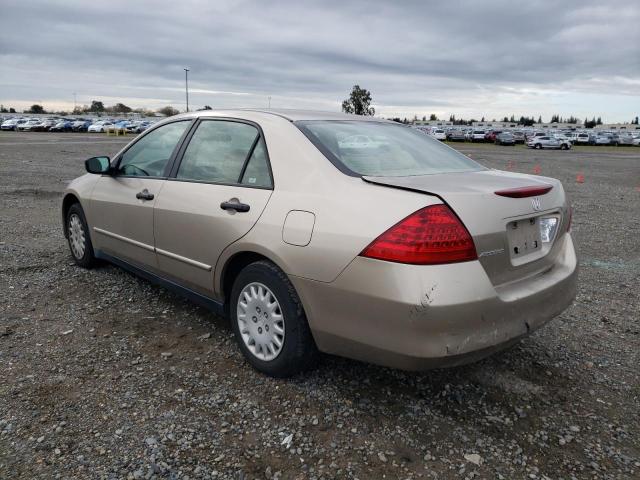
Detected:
left=184, top=68, right=190, bottom=112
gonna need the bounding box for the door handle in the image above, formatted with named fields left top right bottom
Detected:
left=136, top=189, right=154, bottom=201
left=220, top=200, right=250, bottom=213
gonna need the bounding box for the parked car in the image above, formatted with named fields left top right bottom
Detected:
left=594, top=134, right=613, bottom=146
left=17, top=118, right=42, bottom=131
left=446, top=130, right=466, bottom=141
left=527, top=136, right=571, bottom=150
left=87, top=121, right=113, bottom=133
left=470, top=130, right=486, bottom=142
left=632, top=136, right=640, bottom=146
left=495, top=132, right=515, bottom=145
left=62, top=109, right=577, bottom=377
left=1, top=118, right=24, bottom=131
left=430, top=128, right=446, bottom=140
left=574, top=133, right=591, bottom=144
left=512, top=131, right=525, bottom=143
left=50, top=119, right=74, bottom=132
left=616, top=134, right=635, bottom=146
left=72, top=120, right=92, bottom=132
left=485, top=130, right=502, bottom=143
left=32, top=118, right=59, bottom=131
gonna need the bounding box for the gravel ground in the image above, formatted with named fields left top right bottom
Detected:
left=1, top=132, right=639, bottom=480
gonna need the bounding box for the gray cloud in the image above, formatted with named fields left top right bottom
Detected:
left=1, top=0, right=638, bottom=121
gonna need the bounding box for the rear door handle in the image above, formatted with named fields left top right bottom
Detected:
left=220, top=200, right=250, bottom=213
left=136, top=189, right=154, bottom=201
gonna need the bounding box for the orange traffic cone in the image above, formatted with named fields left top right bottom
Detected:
left=576, top=173, right=585, bottom=183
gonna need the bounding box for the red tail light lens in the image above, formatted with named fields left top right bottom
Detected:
left=360, top=204, right=477, bottom=265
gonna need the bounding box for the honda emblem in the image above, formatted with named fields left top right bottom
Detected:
left=531, top=197, right=542, bottom=211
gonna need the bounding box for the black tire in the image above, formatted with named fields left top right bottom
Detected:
left=230, top=260, right=318, bottom=377
left=535, top=143, right=542, bottom=149
left=65, top=203, right=97, bottom=268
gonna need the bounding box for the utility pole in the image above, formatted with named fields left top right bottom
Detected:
left=268, top=96, right=271, bottom=108
left=184, top=68, right=190, bottom=112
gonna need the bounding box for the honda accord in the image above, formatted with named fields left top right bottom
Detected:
left=62, top=109, right=578, bottom=377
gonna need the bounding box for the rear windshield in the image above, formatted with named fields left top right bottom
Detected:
left=296, top=120, right=484, bottom=177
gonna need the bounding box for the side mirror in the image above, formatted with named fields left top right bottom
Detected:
left=85, top=156, right=111, bottom=174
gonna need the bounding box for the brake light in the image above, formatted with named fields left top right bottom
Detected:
left=495, top=185, right=553, bottom=198
left=360, top=205, right=477, bottom=265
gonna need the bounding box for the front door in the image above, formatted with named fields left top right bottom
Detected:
left=90, top=120, right=192, bottom=269
left=153, top=119, right=273, bottom=296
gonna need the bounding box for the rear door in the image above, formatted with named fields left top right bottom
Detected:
left=89, top=120, right=192, bottom=270
left=153, top=119, right=273, bottom=297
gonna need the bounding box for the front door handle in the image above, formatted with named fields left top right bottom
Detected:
left=220, top=200, right=250, bottom=213
left=136, top=189, right=154, bottom=201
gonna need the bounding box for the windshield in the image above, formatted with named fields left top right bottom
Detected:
left=296, top=120, right=484, bottom=177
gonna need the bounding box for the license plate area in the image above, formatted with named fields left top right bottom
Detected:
left=507, top=217, right=542, bottom=262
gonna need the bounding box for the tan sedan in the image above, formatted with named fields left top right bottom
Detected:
left=62, top=109, right=577, bottom=377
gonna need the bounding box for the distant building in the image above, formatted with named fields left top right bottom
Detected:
left=594, top=123, right=640, bottom=131
left=412, top=120, right=453, bottom=127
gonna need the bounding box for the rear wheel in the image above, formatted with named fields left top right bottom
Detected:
left=535, top=143, right=542, bottom=149
left=230, top=260, right=318, bottom=377
left=66, top=203, right=97, bottom=268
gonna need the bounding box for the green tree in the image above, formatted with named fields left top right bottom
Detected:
left=90, top=100, right=105, bottom=113
left=429, top=113, right=438, bottom=121
left=0, top=105, right=7, bottom=113
left=112, top=103, right=132, bottom=113
left=26, top=104, right=45, bottom=114
left=341, top=85, right=375, bottom=116
left=157, top=106, right=179, bottom=117
left=198, top=105, right=213, bottom=111
left=9, top=107, right=15, bottom=113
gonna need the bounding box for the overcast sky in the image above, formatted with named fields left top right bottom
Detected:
left=1, top=0, right=638, bottom=122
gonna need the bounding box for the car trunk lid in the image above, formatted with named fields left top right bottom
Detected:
left=363, top=169, right=569, bottom=286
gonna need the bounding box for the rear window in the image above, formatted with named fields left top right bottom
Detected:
left=296, top=121, right=484, bottom=177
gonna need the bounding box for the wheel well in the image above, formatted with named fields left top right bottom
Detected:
left=61, top=194, right=81, bottom=237
left=221, top=252, right=273, bottom=314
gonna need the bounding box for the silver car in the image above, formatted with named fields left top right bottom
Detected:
left=527, top=136, right=572, bottom=150
left=62, top=110, right=577, bottom=377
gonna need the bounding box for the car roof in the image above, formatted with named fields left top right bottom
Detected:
left=177, top=108, right=389, bottom=123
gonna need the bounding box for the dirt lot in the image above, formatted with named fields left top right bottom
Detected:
left=1, top=132, right=639, bottom=480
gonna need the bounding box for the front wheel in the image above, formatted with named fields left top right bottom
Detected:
left=535, top=143, right=542, bottom=149
left=66, top=203, right=97, bottom=268
left=230, top=260, right=318, bottom=377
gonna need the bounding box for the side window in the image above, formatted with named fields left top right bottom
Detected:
left=117, top=121, right=190, bottom=177
left=241, top=138, right=272, bottom=188
left=177, top=121, right=258, bottom=184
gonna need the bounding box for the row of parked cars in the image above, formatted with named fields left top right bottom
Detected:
left=0, top=116, right=155, bottom=134
left=416, top=125, right=640, bottom=149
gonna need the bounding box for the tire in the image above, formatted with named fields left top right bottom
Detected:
left=535, top=143, right=542, bottom=149
left=66, top=203, right=97, bottom=268
left=230, top=260, right=318, bottom=377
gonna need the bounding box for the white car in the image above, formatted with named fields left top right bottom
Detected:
left=431, top=129, right=446, bottom=141
left=88, top=122, right=113, bottom=133
left=574, top=133, right=591, bottom=144
left=632, top=137, right=640, bottom=146
left=470, top=130, right=486, bottom=142
left=1, top=118, right=23, bottom=131
left=17, top=119, right=42, bottom=131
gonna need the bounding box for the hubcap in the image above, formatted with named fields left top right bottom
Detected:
left=237, top=282, right=284, bottom=361
left=68, top=213, right=86, bottom=259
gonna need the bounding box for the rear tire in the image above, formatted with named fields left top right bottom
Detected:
left=230, top=260, right=318, bottom=377
left=66, top=203, right=97, bottom=268
left=535, top=143, right=542, bottom=149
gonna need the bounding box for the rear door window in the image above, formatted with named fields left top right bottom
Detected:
left=176, top=120, right=272, bottom=188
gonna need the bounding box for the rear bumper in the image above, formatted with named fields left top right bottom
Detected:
left=292, top=233, right=578, bottom=370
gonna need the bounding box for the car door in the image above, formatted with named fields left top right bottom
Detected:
left=89, top=120, right=192, bottom=270
left=153, top=119, right=273, bottom=297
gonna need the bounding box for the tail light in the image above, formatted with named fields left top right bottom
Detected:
left=360, top=204, right=477, bottom=265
